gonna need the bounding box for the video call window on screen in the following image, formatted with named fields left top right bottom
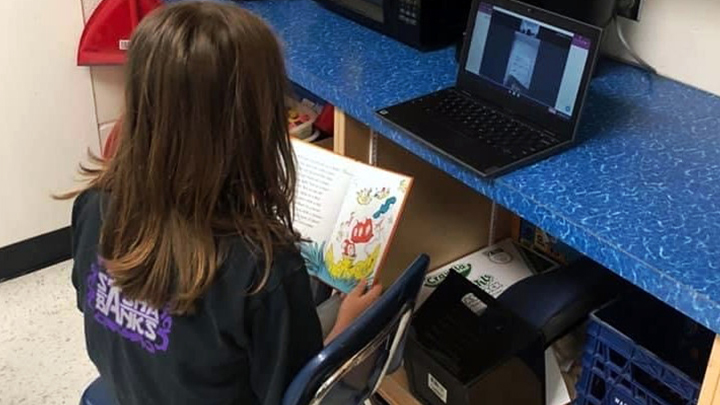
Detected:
left=465, top=3, right=591, bottom=119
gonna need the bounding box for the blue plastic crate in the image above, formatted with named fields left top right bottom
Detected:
left=575, top=294, right=713, bottom=405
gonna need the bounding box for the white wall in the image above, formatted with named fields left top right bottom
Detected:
left=82, top=0, right=125, bottom=150
left=91, top=66, right=125, bottom=149
left=0, top=0, right=99, bottom=247
left=605, top=0, right=720, bottom=96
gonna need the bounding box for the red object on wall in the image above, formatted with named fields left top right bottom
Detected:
left=77, top=0, right=163, bottom=66
left=314, top=104, right=335, bottom=136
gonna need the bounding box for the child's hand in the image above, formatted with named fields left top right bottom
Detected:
left=336, top=280, right=382, bottom=328
left=324, top=279, right=382, bottom=344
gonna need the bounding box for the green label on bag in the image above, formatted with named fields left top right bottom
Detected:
left=473, top=274, right=504, bottom=296
left=450, top=263, right=472, bottom=278
left=424, top=263, right=472, bottom=287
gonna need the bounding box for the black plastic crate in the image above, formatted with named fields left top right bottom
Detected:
left=575, top=294, right=714, bottom=405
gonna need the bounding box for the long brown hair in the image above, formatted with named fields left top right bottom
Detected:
left=62, top=2, right=298, bottom=314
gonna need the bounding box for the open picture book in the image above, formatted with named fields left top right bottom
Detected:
left=292, top=138, right=413, bottom=293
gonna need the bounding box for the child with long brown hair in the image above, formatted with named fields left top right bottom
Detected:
left=64, top=2, right=380, bottom=404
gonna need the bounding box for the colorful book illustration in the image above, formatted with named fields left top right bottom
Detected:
left=292, top=138, right=413, bottom=293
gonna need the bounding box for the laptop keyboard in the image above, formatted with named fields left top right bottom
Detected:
left=421, top=90, right=559, bottom=160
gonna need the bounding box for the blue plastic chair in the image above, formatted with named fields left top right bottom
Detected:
left=80, top=254, right=429, bottom=405
left=282, top=254, right=429, bottom=405
left=80, top=377, right=113, bottom=405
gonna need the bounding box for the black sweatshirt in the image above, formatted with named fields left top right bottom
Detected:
left=71, top=190, right=323, bottom=405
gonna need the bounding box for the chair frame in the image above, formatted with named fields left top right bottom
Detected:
left=309, top=304, right=414, bottom=405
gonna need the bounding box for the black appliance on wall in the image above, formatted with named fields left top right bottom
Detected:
left=523, top=0, right=618, bottom=26
left=455, top=0, right=617, bottom=59
left=314, top=0, right=472, bottom=50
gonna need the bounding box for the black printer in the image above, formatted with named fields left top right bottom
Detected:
left=405, top=258, right=621, bottom=405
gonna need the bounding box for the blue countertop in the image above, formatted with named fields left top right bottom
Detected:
left=242, top=0, right=720, bottom=333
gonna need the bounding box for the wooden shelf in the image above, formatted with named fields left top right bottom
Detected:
left=378, top=368, right=422, bottom=405
left=700, top=337, right=720, bottom=405
left=332, top=108, right=720, bottom=405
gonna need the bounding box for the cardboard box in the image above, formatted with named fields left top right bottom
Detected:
left=512, top=217, right=581, bottom=265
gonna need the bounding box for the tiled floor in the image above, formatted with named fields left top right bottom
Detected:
left=0, top=261, right=96, bottom=405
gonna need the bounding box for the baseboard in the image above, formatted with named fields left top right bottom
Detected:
left=0, top=227, right=72, bottom=282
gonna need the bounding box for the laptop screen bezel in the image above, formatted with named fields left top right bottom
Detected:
left=456, top=0, right=602, bottom=140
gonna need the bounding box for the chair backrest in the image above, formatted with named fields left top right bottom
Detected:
left=282, top=254, right=430, bottom=405
left=80, top=377, right=113, bottom=405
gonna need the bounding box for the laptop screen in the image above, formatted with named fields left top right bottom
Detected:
left=463, top=2, right=592, bottom=120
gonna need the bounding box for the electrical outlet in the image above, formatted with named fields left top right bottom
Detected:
left=617, top=0, right=643, bottom=21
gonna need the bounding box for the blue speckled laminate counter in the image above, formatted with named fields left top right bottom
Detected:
left=241, top=0, right=720, bottom=333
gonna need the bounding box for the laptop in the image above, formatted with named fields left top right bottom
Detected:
left=377, top=0, right=602, bottom=177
